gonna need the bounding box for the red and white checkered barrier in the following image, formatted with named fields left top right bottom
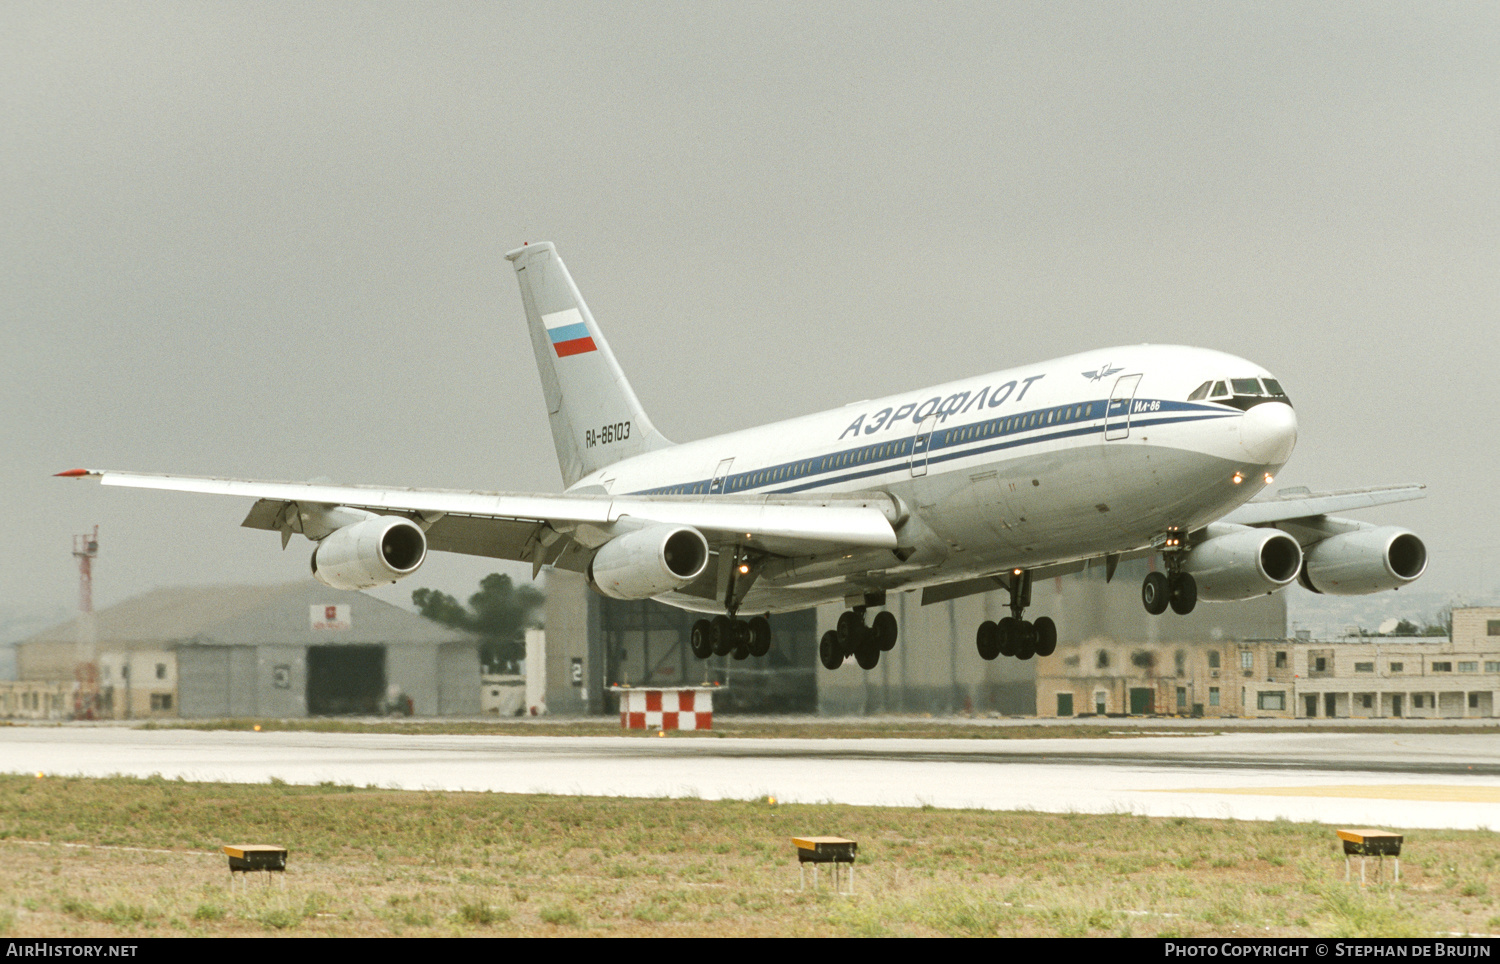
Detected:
left=613, top=687, right=715, bottom=731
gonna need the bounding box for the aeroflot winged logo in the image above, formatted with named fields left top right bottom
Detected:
left=1082, top=362, right=1123, bottom=382
left=542, top=308, right=598, bottom=357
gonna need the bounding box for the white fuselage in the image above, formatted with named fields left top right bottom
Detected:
left=567, top=344, right=1298, bottom=614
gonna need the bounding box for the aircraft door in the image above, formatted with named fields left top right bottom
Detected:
left=1105, top=374, right=1142, bottom=440
left=706, top=458, right=734, bottom=498
left=910, top=415, right=937, bottom=477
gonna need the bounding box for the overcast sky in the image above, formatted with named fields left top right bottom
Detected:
left=4, top=2, right=1496, bottom=632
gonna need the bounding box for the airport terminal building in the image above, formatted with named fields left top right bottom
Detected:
left=1036, top=607, right=1500, bottom=720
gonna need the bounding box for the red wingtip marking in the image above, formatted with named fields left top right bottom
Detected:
left=54, top=469, right=91, bottom=477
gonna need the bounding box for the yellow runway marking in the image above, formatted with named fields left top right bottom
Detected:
left=1153, top=785, right=1500, bottom=803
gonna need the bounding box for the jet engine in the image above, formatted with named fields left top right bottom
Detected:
left=1298, top=525, right=1427, bottom=595
left=587, top=524, right=711, bottom=600
left=1181, top=524, right=1303, bottom=601
left=310, top=516, right=428, bottom=590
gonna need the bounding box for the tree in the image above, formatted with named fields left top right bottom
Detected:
left=413, top=574, right=544, bottom=674
left=1422, top=605, right=1454, bottom=638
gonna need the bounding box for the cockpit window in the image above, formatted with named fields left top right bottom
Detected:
left=1194, top=376, right=1293, bottom=410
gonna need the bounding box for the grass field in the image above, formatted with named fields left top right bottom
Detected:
left=1, top=774, right=1496, bottom=937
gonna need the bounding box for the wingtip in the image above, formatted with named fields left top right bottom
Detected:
left=54, top=468, right=95, bottom=478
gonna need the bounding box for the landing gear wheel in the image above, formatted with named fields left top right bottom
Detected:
left=747, top=616, right=772, bottom=658
left=731, top=620, right=751, bottom=660
left=976, top=620, right=1000, bottom=661
left=997, top=617, right=1018, bottom=657
left=1142, top=571, right=1170, bottom=616
left=873, top=611, right=898, bottom=652
left=819, top=630, right=843, bottom=670
left=710, top=615, right=734, bottom=656
left=1168, top=573, right=1198, bottom=616
left=1013, top=620, right=1037, bottom=660
left=854, top=635, right=880, bottom=670
left=836, top=610, right=863, bottom=656
left=1033, top=616, right=1057, bottom=657
left=689, top=619, right=713, bottom=659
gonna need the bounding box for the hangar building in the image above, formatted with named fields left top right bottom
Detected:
left=8, top=582, right=480, bottom=719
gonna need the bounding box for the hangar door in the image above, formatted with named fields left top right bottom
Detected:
left=307, top=644, right=386, bottom=715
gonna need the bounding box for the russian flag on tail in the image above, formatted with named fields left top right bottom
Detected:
left=541, top=308, right=597, bottom=358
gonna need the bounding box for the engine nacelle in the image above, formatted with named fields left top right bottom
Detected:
left=1298, top=526, right=1427, bottom=595
left=1182, top=525, right=1303, bottom=601
left=587, top=524, right=710, bottom=600
left=310, top=516, right=428, bottom=591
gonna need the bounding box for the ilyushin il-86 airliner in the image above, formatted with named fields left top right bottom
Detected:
left=60, top=242, right=1428, bottom=672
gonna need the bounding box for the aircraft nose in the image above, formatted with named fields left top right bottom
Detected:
left=1239, top=401, right=1297, bottom=465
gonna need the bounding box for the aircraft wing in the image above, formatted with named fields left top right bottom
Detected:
left=58, top=470, right=901, bottom=571
left=1219, top=483, right=1426, bottom=527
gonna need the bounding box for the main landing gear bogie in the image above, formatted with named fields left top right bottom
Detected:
left=819, top=608, right=899, bottom=671
left=690, top=614, right=771, bottom=661
left=975, top=615, right=1057, bottom=661
left=970, top=568, right=1058, bottom=663
left=1141, top=570, right=1197, bottom=616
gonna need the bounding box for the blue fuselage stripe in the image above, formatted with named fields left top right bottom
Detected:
left=628, top=400, right=1236, bottom=497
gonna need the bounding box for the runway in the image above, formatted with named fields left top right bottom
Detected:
left=2, top=725, right=1497, bottom=830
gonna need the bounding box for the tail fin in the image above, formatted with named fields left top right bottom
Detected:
left=507, top=242, right=672, bottom=488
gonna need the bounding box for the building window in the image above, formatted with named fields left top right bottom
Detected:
left=1056, top=693, right=1074, bottom=717
left=1275, top=652, right=1287, bottom=669
left=1177, top=687, right=1187, bottom=709
left=1354, top=662, right=1374, bottom=673
left=1240, top=651, right=1253, bottom=671
left=1389, top=662, right=1403, bottom=673
left=1486, top=662, right=1500, bottom=673
left=1096, top=650, right=1110, bottom=670
left=149, top=693, right=172, bottom=711
left=1458, top=661, right=1478, bottom=673
left=1209, top=687, right=1220, bottom=706
left=1432, top=662, right=1452, bottom=673
left=1488, top=620, right=1500, bottom=636
left=1360, top=694, right=1374, bottom=709
left=1208, top=651, right=1221, bottom=669
left=1314, top=657, right=1327, bottom=672
left=1470, top=693, right=1481, bottom=709
left=1175, top=650, right=1186, bottom=676
left=1413, top=694, right=1426, bottom=709
left=1257, top=691, right=1286, bottom=711
left=155, top=663, right=167, bottom=680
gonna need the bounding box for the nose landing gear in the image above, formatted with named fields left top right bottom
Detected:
left=1141, top=534, right=1198, bottom=616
